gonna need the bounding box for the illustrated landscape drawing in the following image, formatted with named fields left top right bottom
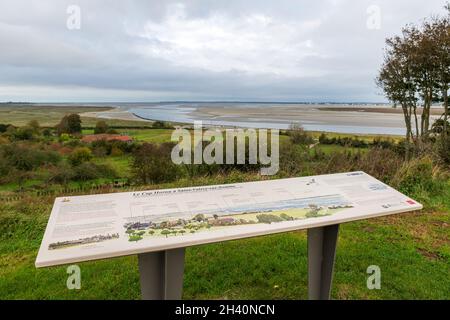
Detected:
left=123, top=194, right=354, bottom=242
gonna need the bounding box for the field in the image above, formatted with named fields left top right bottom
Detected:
left=0, top=106, right=449, bottom=300
left=0, top=104, right=153, bottom=128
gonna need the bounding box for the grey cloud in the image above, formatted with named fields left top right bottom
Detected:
left=0, top=0, right=447, bottom=102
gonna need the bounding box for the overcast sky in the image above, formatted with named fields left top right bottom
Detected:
left=0, top=0, right=447, bottom=103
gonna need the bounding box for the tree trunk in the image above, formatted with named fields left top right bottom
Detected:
left=443, top=87, right=448, bottom=140
left=413, top=105, right=419, bottom=140
left=402, top=104, right=412, bottom=159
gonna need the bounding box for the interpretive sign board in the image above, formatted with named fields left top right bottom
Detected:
left=36, top=171, right=422, bottom=268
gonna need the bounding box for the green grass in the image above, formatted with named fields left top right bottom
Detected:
left=93, top=156, right=132, bottom=178
left=314, top=144, right=363, bottom=155
left=119, top=128, right=174, bottom=143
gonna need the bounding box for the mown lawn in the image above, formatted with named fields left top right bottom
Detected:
left=0, top=176, right=448, bottom=300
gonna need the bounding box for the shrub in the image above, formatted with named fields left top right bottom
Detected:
left=0, top=143, right=61, bottom=171
left=64, top=139, right=82, bottom=148
left=106, top=128, right=119, bottom=134
left=279, top=141, right=310, bottom=175
left=73, top=162, right=101, bottom=181
left=11, top=126, right=35, bottom=141
left=42, top=128, right=53, bottom=137
left=131, top=142, right=179, bottom=184
left=391, top=157, right=446, bottom=197
left=94, top=121, right=109, bottom=134
left=434, top=137, right=450, bottom=165
left=68, top=147, right=93, bottom=166
left=356, top=148, right=403, bottom=183
left=288, top=123, right=314, bottom=145
left=431, top=119, right=450, bottom=136
left=59, top=133, right=70, bottom=142
left=46, top=163, right=75, bottom=185
left=110, top=146, right=123, bottom=157
left=0, top=124, right=12, bottom=133
left=152, top=120, right=170, bottom=129
left=91, top=139, right=135, bottom=156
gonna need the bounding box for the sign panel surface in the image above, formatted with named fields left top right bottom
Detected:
left=36, top=172, right=422, bottom=267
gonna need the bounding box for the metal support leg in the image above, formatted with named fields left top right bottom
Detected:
left=138, top=248, right=185, bottom=300
left=308, top=224, right=339, bottom=300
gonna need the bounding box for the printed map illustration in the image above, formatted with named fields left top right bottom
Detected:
left=123, top=193, right=353, bottom=242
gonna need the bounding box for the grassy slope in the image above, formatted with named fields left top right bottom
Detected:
left=0, top=125, right=448, bottom=299
left=0, top=179, right=448, bottom=300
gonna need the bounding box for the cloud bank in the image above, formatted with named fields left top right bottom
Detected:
left=0, top=0, right=447, bottom=102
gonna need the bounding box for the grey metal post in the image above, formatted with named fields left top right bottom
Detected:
left=307, top=224, right=339, bottom=300
left=138, top=248, right=185, bottom=300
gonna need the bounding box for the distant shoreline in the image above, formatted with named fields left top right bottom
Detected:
left=318, top=107, right=444, bottom=116
left=5, top=102, right=443, bottom=136
left=78, top=103, right=438, bottom=135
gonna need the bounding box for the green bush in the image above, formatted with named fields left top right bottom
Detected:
left=10, top=126, right=35, bottom=141
left=94, top=121, right=109, bottom=134
left=46, top=163, right=75, bottom=185
left=68, top=147, right=93, bottom=166
left=288, top=123, right=314, bottom=145
left=131, top=142, right=179, bottom=184
left=152, top=120, right=171, bottom=129
left=73, top=162, right=101, bottom=181
left=0, top=143, right=61, bottom=171
left=392, top=157, right=446, bottom=197
left=434, top=137, right=450, bottom=165
left=0, top=123, right=13, bottom=133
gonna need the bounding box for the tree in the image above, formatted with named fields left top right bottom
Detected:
left=376, top=26, right=420, bottom=145
left=161, top=230, right=171, bottom=238
left=193, top=214, right=205, bottom=222
left=306, top=204, right=320, bottom=218
left=288, top=123, right=314, bottom=145
left=94, top=121, right=109, bottom=134
left=57, top=114, right=82, bottom=135
left=377, top=4, right=449, bottom=149
left=430, top=6, right=450, bottom=142
left=131, top=142, right=178, bottom=184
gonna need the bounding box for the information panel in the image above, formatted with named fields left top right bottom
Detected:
left=36, top=172, right=422, bottom=267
